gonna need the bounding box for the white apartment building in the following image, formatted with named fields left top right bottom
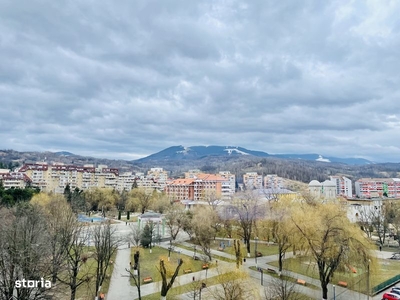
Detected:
left=329, top=176, right=352, bottom=198
left=219, top=171, right=236, bottom=199
left=264, top=174, right=283, bottom=190
left=243, top=172, right=263, bottom=190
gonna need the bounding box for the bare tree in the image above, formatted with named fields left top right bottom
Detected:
left=128, top=225, right=143, bottom=247
left=356, top=205, right=375, bottom=239
left=165, top=204, right=187, bottom=241
left=263, top=272, right=301, bottom=300
left=232, top=192, right=263, bottom=256
left=57, top=222, right=94, bottom=300
left=158, top=258, right=184, bottom=300
left=92, top=221, right=120, bottom=297
left=44, top=196, right=76, bottom=284
left=0, top=203, right=53, bottom=300
left=126, top=250, right=141, bottom=300
left=233, top=240, right=242, bottom=269
left=208, top=268, right=251, bottom=300
left=191, top=207, right=215, bottom=261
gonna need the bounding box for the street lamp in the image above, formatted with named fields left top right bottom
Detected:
left=168, top=240, right=172, bottom=261
left=333, top=284, right=336, bottom=300
left=255, top=237, right=259, bottom=268
left=258, top=267, right=263, bottom=286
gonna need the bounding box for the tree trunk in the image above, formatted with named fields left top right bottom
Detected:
left=245, top=237, right=251, bottom=255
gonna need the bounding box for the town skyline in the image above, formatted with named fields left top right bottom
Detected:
left=1, top=1, right=400, bottom=163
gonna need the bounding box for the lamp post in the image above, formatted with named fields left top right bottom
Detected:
left=255, top=237, right=259, bottom=268
left=367, top=259, right=370, bottom=300
left=258, top=267, right=263, bottom=286
left=333, top=284, right=336, bottom=300
left=168, top=239, right=172, bottom=261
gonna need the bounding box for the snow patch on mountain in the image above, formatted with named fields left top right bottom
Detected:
left=316, top=155, right=331, bottom=162
left=224, top=148, right=250, bottom=155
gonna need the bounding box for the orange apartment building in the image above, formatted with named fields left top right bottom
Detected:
left=165, top=173, right=225, bottom=202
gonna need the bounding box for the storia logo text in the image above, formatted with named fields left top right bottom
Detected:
left=15, top=278, right=52, bottom=288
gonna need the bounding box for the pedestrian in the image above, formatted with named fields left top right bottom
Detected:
left=126, top=221, right=127, bottom=225
left=128, top=242, right=130, bottom=248
left=379, top=244, right=382, bottom=251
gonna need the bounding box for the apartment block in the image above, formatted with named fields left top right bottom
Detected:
left=165, top=173, right=225, bottom=202
left=18, top=162, right=118, bottom=193
left=243, top=172, right=263, bottom=190
left=219, top=171, right=236, bottom=199
left=264, top=174, right=283, bottom=190
left=329, top=176, right=352, bottom=198
left=355, top=178, right=400, bottom=198
left=0, top=170, right=31, bottom=189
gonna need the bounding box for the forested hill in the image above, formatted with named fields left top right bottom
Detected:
left=1, top=149, right=399, bottom=184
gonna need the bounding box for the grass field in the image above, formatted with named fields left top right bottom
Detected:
left=129, top=246, right=209, bottom=286
left=269, top=256, right=400, bottom=294
left=210, top=239, right=279, bottom=258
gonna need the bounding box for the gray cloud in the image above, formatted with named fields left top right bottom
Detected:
left=1, top=0, right=400, bottom=162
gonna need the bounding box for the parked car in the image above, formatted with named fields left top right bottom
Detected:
left=390, top=253, right=400, bottom=260
left=382, top=292, right=400, bottom=300
left=392, top=290, right=400, bottom=296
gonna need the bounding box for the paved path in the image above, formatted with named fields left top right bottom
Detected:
left=106, top=233, right=397, bottom=300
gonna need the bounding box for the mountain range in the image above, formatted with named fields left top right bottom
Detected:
left=135, top=145, right=372, bottom=165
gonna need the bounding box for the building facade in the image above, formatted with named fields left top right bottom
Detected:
left=329, top=176, right=352, bottom=198
left=355, top=178, right=400, bottom=198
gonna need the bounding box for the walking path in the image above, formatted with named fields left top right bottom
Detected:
left=107, top=235, right=397, bottom=300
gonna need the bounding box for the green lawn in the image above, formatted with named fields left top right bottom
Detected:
left=55, top=247, right=117, bottom=300
left=129, top=246, right=209, bottom=285
left=269, top=256, right=400, bottom=295
left=210, top=240, right=279, bottom=258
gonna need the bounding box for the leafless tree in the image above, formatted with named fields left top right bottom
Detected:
left=0, top=203, right=53, bottom=300
left=231, top=191, right=264, bottom=256
left=165, top=204, right=187, bottom=241
left=45, top=197, right=76, bottom=284
left=263, top=272, right=301, bottom=300
left=92, top=221, right=120, bottom=298
left=57, top=222, right=94, bottom=300
left=127, top=225, right=143, bottom=247
left=158, top=258, right=183, bottom=300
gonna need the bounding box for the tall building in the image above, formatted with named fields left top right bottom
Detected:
left=165, top=173, right=225, bottom=202
left=243, top=172, right=263, bottom=190
left=264, top=174, right=283, bottom=190
left=219, top=171, right=236, bottom=199
left=329, top=176, right=352, bottom=198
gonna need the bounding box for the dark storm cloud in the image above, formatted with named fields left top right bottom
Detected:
left=1, top=0, right=400, bottom=162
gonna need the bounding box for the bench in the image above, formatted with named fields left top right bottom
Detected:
left=184, top=269, right=192, bottom=274
left=297, top=279, right=306, bottom=285
left=143, top=277, right=153, bottom=283
left=267, top=268, right=276, bottom=274
left=218, top=247, right=224, bottom=251
left=338, top=281, right=348, bottom=287
left=202, top=264, right=209, bottom=269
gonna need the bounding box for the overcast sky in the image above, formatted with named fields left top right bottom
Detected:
left=1, top=1, right=400, bottom=162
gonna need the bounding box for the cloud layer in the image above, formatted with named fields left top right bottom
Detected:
left=1, top=0, right=400, bottom=162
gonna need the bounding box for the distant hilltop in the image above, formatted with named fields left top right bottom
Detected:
left=134, top=145, right=372, bottom=165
